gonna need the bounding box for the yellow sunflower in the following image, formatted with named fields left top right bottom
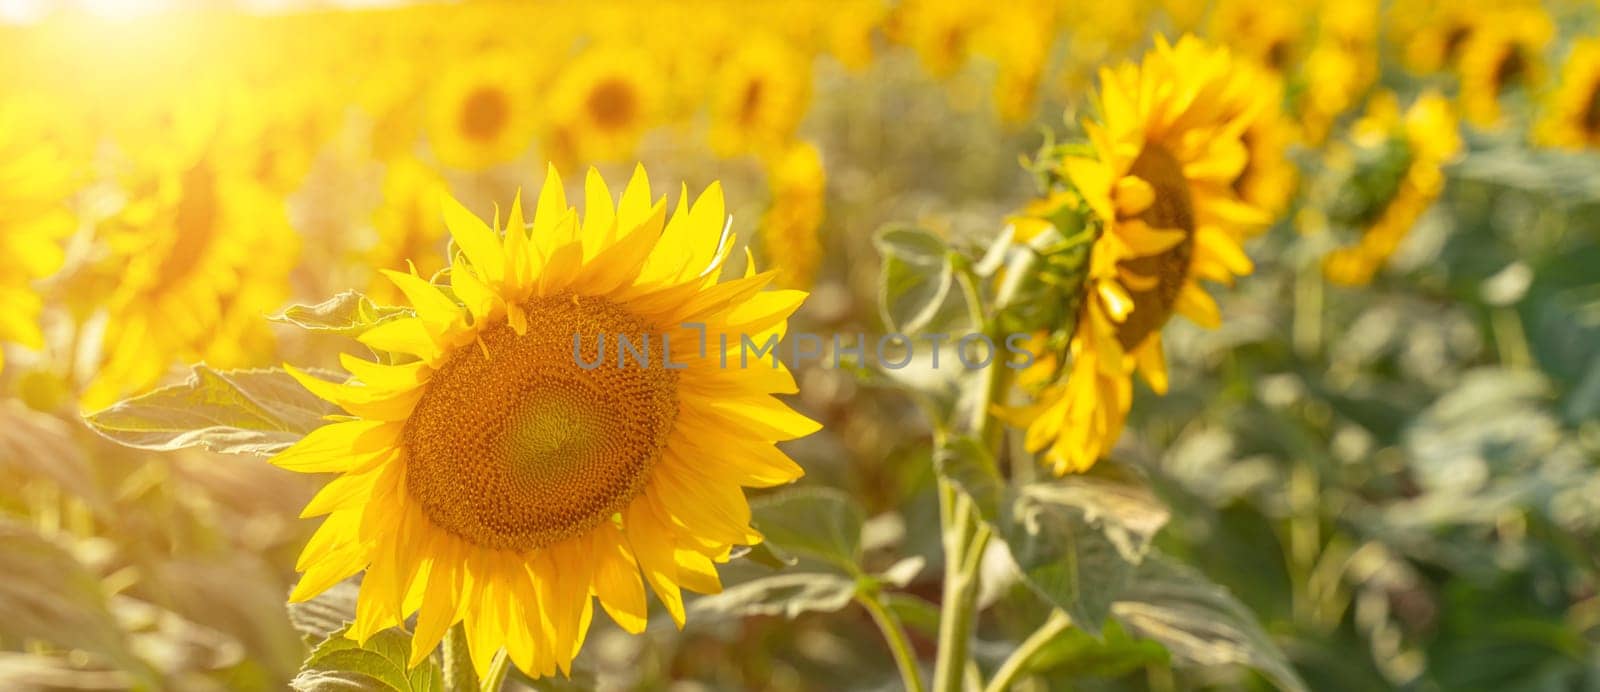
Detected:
left=1229, top=71, right=1299, bottom=218
left=759, top=141, right=827, bottom=289
left=708, top=37, right=812, bottom=157
left=1395, top=0, right=1489, bottom=75
left=273, top=164, right=817, bottom=678
left=1207, top=0, right=1303, bottom=74
left=1322, top=91, right=1461, bottom=286
left=0, top=98, right=77, bottom=375
left=547, top=44, right=661, bottom=164
left=1536, top=38, right=1600, bottom=149
left=366, top=157, right=451, bottom=304
left=1017, top=36, right=1267, bottom=475
left=1457, top=7, right=1551, bottom=128
left=81, top=160, right=297, bottom=410
left=427, top=50, right=536, bottom=170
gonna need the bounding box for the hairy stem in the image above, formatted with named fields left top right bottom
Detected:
left=858, top=591, right=926, bottom=692
left=442, top=624, right=478, bottom=692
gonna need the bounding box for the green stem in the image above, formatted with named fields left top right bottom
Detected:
left=934, top=486, right=992, bottom=692
left=857, top=591, right=926, bottom=692
left=478, top=649, right=510, bottom=692
left=982, top=611, right=1071, bottom=692
left=442, top=624, right=478, bottom=692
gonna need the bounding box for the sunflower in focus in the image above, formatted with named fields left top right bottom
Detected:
left=367, top=157, right=450, bottom=303
left=1536, top=39, right=1600, bottom=149
left=709, top=37, right=812, bottom=157
left=1321, top=91, right=1461, bottom=286
left=82, top=161, right=297, bottom=409
left=427, top=51, right=536, bottom=170
left=547, top=45, right=661, bottom=164
left=1014, top=36, right=1267, bottom=475
left=759, top=141, right=827, bottom=289
left=273, top=164, right=817, bottom=678
left=1457, top=8, right=1551, bottom=127
left=0, top=99, right=77, bottom=375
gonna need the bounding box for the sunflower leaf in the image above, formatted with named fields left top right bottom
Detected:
left=1112, top=557, right=1308, bottom=692
left=84, top=365, right=338, bottom=457
left=688, top=573, right=858, bottom=620
left=270, top=291, right=412, bottom=337
left=750, top=487, right=866, bottom=573
left=293, top=626, right=442, bottom=692
left=875, top=225, right=955, bottom=334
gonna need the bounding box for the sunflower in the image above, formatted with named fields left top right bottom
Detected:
left=1395, top=0, right=1489, bottom=75
left=1457, top=8, right=1551, bottom=128
left=0, top=98, right=76, bottom=375
left=427, top=51, right=536, bottom=170
left=81, top=160, right=297, bottom=409
left=547, top=44, right=661, bottom=164
left=1322, top=91, right=1461, bottom=286
left=1207, top=0, right=1303, bottom=74
left=1227, top=68, right=1298, bottom=217
left=1015, top=36, right=1267, bottom=475
left=1536, top=38, right=1600, bottom=149
left=894, top=0, right=983, bottom=78
left=708, top=37, right=812, bottom=157
left=759, top=141, right=827, bottom=289
left=366, top=157, right=451, bottom=303
left=273, top=164, right=817, bottom=678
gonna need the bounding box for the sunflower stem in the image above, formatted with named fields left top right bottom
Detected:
left=982, top=610, right=1072, bottom=692
left=442, top=623, right=478, bottom=692
left=857, top=591, right=926, bottom=692
left=479, top=649, right=511, bottom=692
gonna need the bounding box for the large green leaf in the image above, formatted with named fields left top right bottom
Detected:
left=292, top=627, right=443, bottom=692
left=84, top=366, right=337, bottom=457
left=1112, top=557, right=1308, bottom=692
left=875, top=225, right=955, bottom=334
left=287, top=578, right=359, bottom=642
left=270, top=291, right=411, bottom=337
left=688, top=573, right=858, bottom=620
left=750, top=487, right=866, bottom=573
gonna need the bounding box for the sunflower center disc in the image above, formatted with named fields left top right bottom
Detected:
left=403, top=295, right=679, bottom=552
left=1115, top=143, right=1196, bottom=350
left=460, top=87, right=510, bottom=141
left=587, top=79, right=639, bottom=130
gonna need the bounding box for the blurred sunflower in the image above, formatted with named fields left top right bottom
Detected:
left=1228, top=69, right=1299, bottom=217
left=1208, top=0, right=1303, bottom=73
left=1396, top=0, right=1488, bottom=75
left=82, top=161, right=296, bottom=409
left=1458, top=8, right=1551, bottom=127
left=273, top=165, right=816, bottom=678
left=759, top=141, right=827, bottom=289
left=427, top=51, right=536, bottom=170
left=1322, top=91, right=1461, bottom=285
left=895, top=0, right=982, bottom=78
left=547, top=45, right=661, bottom=164
left=1536, top=38, right=1600, bottom=149
left=709, top=37, right=812, bottom=157
left=0, top=99, right=76, bottom=375
left=1014, top=36, right=1267, bottom=475
left=367, top=157, right=450, bottom=303
left=1297, top=1, right=1380, bottom=144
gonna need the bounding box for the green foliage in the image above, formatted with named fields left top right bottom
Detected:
left=270, top=291, right=412, bottom=337
left=83, top=366, right=336, bottom=457
left=291, top=627, right=443, bottom=692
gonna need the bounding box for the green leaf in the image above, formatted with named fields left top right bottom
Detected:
left=292, top=627, right=442, bottom=692
left=875, top=225, right=954, bottom=334
left=84, top=366, right=338, bottom=457
left=750, top=487, right=865, bottom=573
left=883, top=593, right=941, bottom=637
left=934, top=436, right=1003, bottom=522
left=1112, top=557, right=1308, bottom=692
left=688, top=573, right=858, bottom=620
left=1023, top=619, right=1169, bottom=679
left=271, top=291, right=411, bottom=336
left=729, top=541, right=797, bottom=570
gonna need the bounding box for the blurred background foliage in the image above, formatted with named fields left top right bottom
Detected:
left=0, top=0, right=1598, bottom=690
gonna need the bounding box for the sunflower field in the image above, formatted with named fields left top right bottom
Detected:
left=2, top=0, right=1599, bottom=690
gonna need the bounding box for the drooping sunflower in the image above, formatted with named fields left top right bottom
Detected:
left=273, top=165, right=816, bottom=678
left=1321, top=91, right=1461, bottom=286
left=759, top=141, right=827, bottom=289
left=1015, top=36, right=1267, bottom=475
left=547, top=44, right=661, bottom=164
left=81, top=160, right=297, bottom=410
left=1457, top=7, right=1551, bottom=128
left=427, top=50, right=536, bottom=170
left=1536, top=38, right=1600, bottom=149
left=708, top=37, right=812, bottom=157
